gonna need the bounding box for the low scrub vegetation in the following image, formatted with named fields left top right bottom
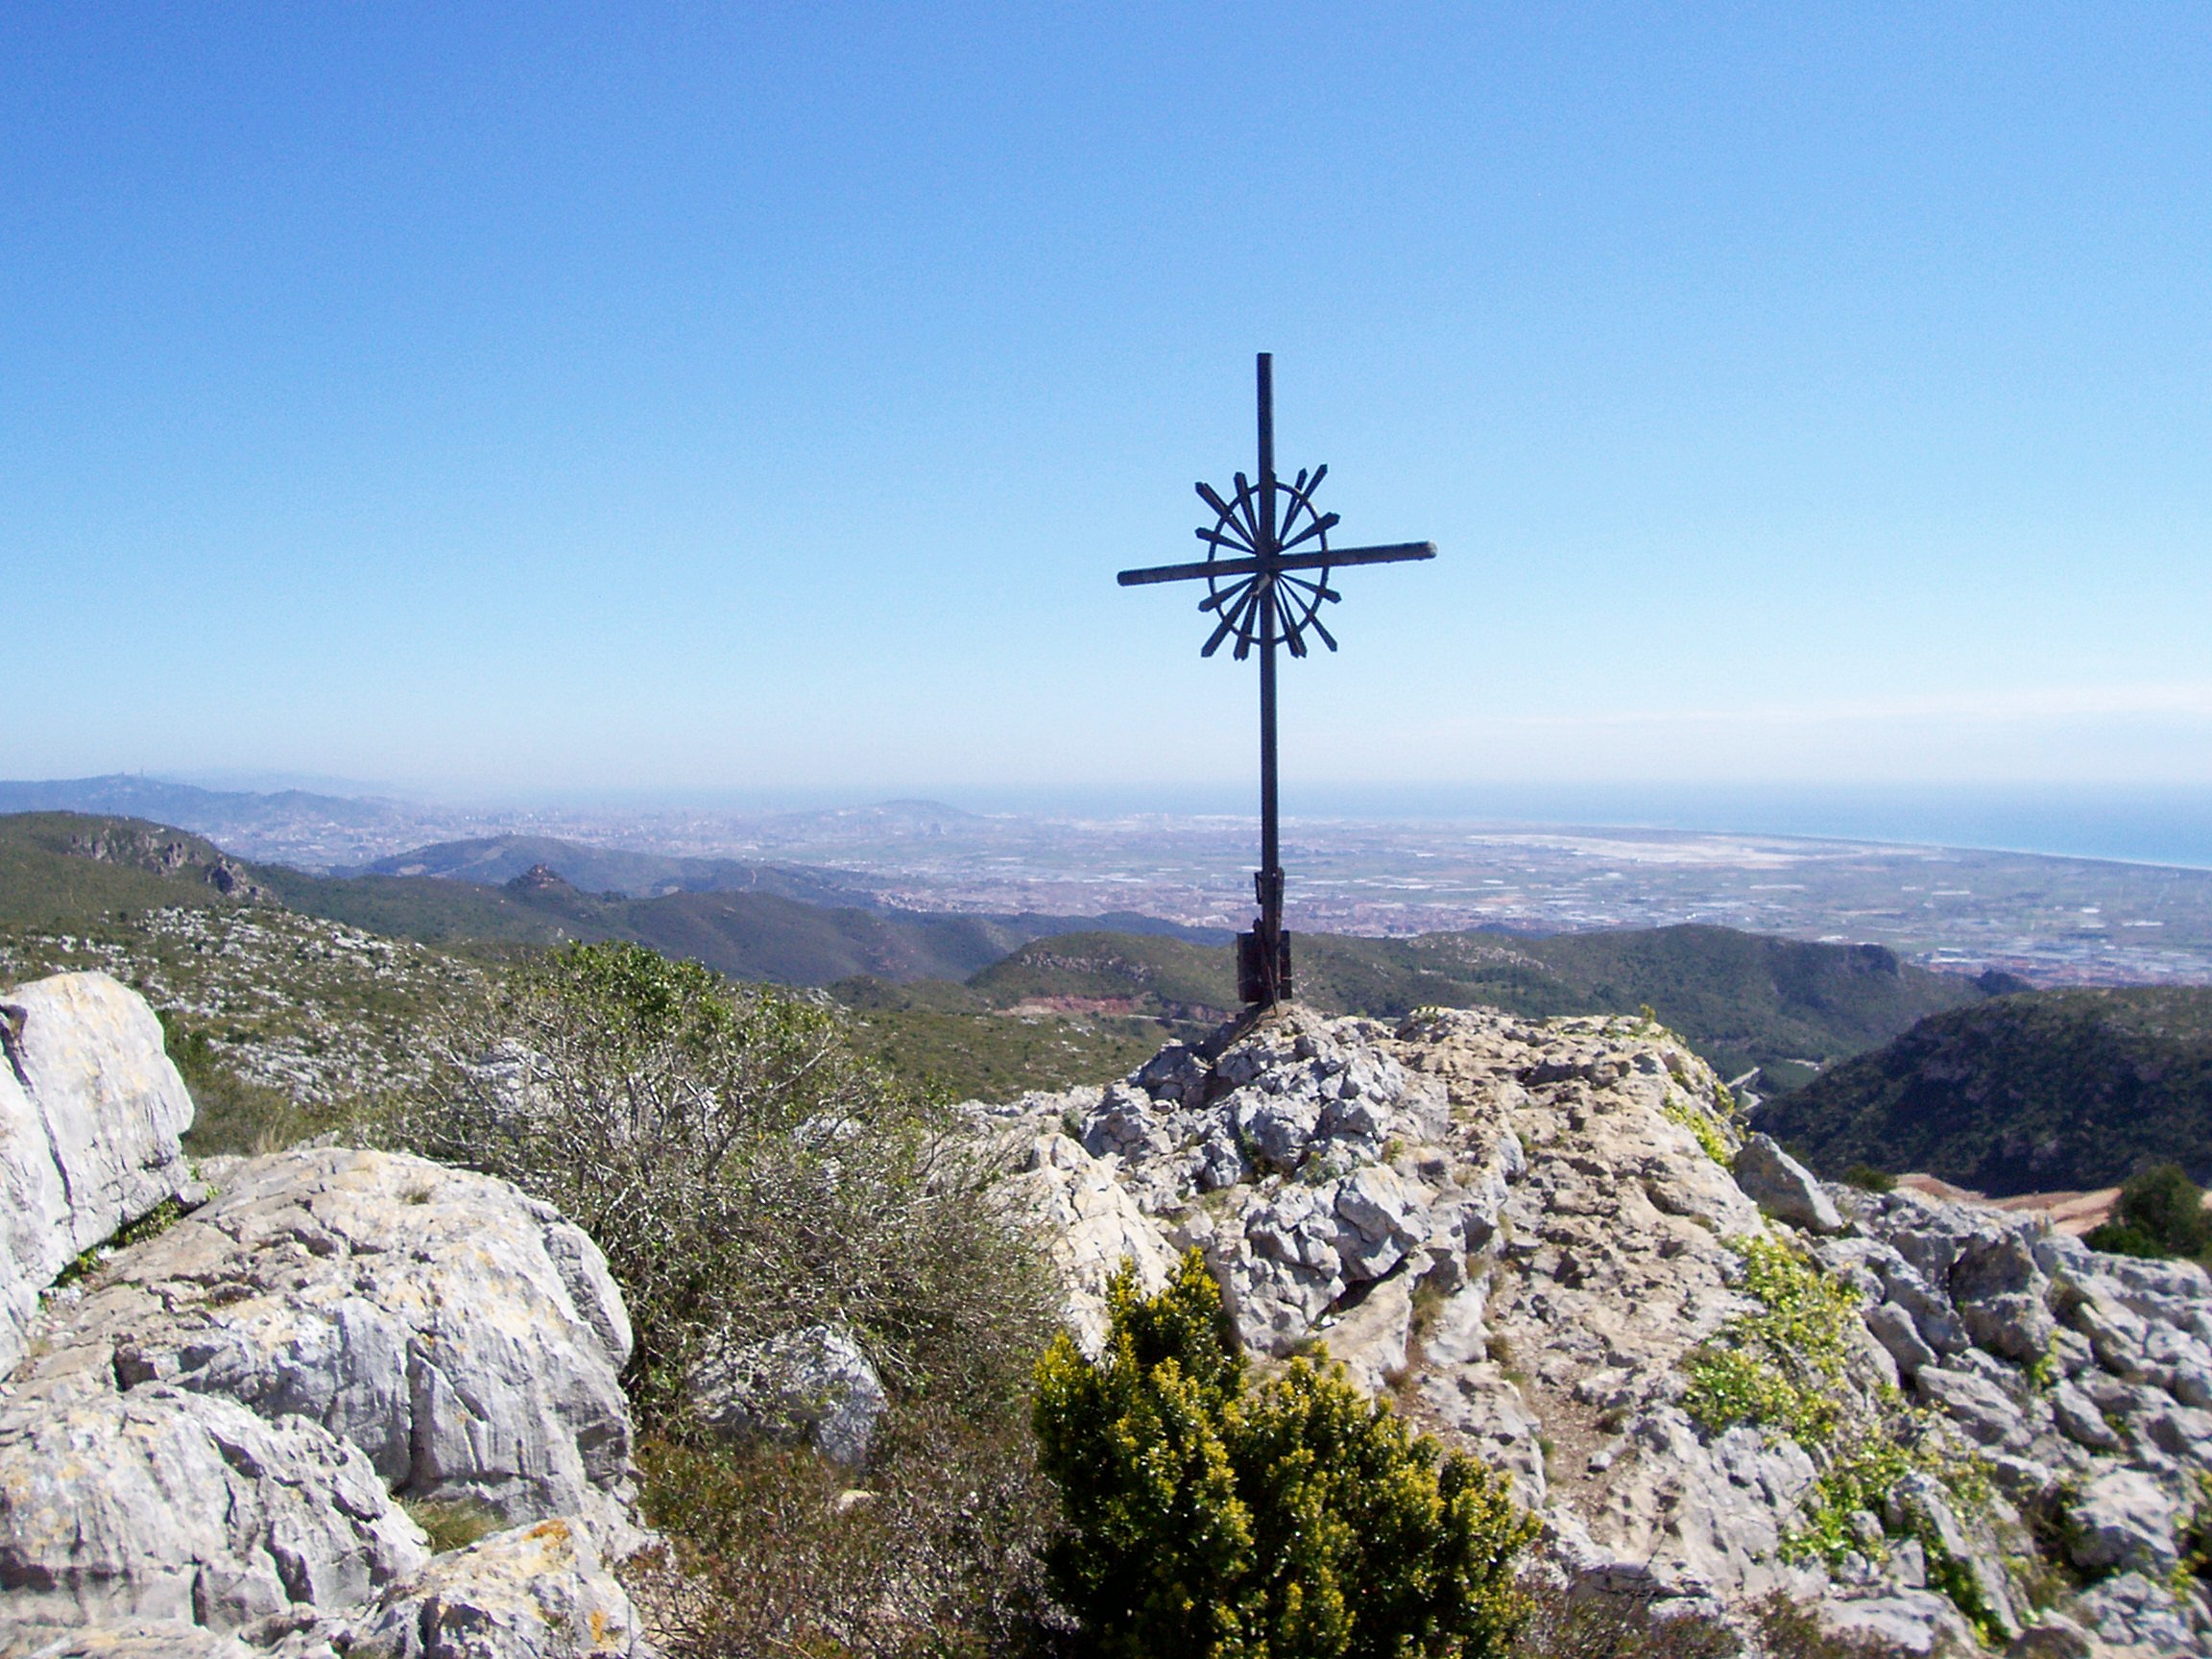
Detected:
left=2084, top=1163, right=2212, bottom=1265
left=393, top=942, right=1063, bottom=1655
left=1033, top=1252, right=1536, bottom=1659
left=632, top=1404, right=1061, bottom=1657
left=393, top=941, right=1056, bottom=1427
left=1682, top=1232, right=1998, bottom=1639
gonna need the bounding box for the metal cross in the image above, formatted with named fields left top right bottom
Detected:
left=1118, top=353, right=1435, bottom=1008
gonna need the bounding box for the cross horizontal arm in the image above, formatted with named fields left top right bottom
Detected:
left=1117, top=540, right=1436, bottom=588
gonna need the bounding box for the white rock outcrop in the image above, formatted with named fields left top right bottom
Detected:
left=0, top=973, right=198, bottom=1374
left=11, top=1146, right=635, bottom=1527
left=0, top=974, right=649, bottom=1658
left=0, top=1379, right=429, bottom=1635
left=978, top=1112, right=1180, bottom=1354
left=993, top=1004, right=2212, bottom=1657
left=343, top=1517, right=642, bottom=1658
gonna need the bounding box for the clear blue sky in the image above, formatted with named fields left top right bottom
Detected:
left=4, top=4, right=2208, bottom=803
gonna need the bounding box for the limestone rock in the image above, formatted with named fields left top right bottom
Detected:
left=2076, top=1570, right=2208, bottom=1653
left=14, top=1622, right=260, bottom=1657
left=0, top=993, right=656, bottom=1655
left=1815, top=1591, right=1975, bottom=1657
left=987, top=1003, right=2212, bottom=1656
left=10, top=1147, right=633, bottom=1527
left=1913, top=1364, right=2027, bottom=1450
left=2050, top=1380, right=2119, bottom=1450
left=1951, top=1231, right=2056, bottom=1363
left=1865, top=1301, right=1937, bottom=1376
left=2004, top=1611, right=2093, bottom=1658
left=343, top=1517, right=640, bottom=1658
left=1316, top=1272, right=1412, bottom=1398
left=688, top=1324, right=886, bottom=1467
left=0, top=1378, right=428, bottom=1635
left=2065, top=1469, right=2179, bottom=1575
left=1002, top=1125, right=1177, bottom=1353
left=1730, top=1134, right=1843, bottom=1235
left=0, top=973, right=198, bottom=1374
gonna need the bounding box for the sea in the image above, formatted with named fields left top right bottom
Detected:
left=972, top=784, right=2212, bottom=871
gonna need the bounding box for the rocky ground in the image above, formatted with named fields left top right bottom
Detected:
left=8, top=965, right=2212, bottom=1657
left=982, top=1004, right=2212, bottom=1657
left=0, top=908, right=483, bottom=1113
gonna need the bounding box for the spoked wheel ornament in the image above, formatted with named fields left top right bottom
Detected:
left=1196, top=467, right=1341, bottom=660
left=1118, top=354, right=1437, bottom=1008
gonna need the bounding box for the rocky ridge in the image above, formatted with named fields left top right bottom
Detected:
left=10, top=961, right=2212, bottom=1657
left=985, top=1004, right=2212, bottom=1657
left=0, top=974, right=648, bottom=1658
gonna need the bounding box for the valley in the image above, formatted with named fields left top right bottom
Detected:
left=13, top=775, right=2212, bottom=987
left=0, top=806, right=2041, bottom=1117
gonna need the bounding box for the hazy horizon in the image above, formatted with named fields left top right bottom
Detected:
left=15, top=768, right=2212, bottom=873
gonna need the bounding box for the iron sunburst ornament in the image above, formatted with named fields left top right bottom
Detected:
left=1118, top=354, right=1436, bottom=1007
left=1193, top=463, right=1341, bottom=660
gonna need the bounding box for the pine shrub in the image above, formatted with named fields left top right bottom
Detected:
left=1033, top=1251, right=1535, bottom=1659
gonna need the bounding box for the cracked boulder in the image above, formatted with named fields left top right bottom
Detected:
left=688, top=1324, right=887, bottom=1468
left=0, top=1378, right=429, bottom=1634
left=0, top=973, right=200, bottom=1375
left=342, top=1516, right=642, bottom=1658
left=1730, top=1134, right=1842, bottom=1235
left=8, top=1147, right=634, bottom=1528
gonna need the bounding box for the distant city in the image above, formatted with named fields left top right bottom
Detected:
left=6, top=776, right=2211, bottom=987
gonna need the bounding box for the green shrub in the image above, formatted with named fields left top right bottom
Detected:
left=2085, top=1164, right=2212, bottom=1262
left=1661, top=1092, right=1735, bottom=1168
left=1033, top=1251, right=1536, bottom=1659
left=1682, top=1233, right=1859, bottom=1445
left=1840, top=1164, right=1895, bottom=1193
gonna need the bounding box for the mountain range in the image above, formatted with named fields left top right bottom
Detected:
left=360, top=833, right=889, bottom=903
left=953, top=923, right=2023, bottom=1088
left=10, top=806, right=2211, bottom=1187
left=0, top=812, right=1222, bottom=985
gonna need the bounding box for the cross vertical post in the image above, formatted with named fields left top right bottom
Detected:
left=1253, top=354, right=1287, bottom=1005
left=1116, top=354, right=1436, bottom=1010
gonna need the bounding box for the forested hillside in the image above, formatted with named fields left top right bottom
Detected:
left=1759, top=986, right=2212, bottom=1193
left=969, top=921, right=2001, bottom=1087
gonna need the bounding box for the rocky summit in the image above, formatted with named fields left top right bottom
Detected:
left=984, top=1004, right=2212, bottom=1658
left=5, top=969, right=2212, bottom=1657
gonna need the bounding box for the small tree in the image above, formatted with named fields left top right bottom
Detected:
left=1034, top=1251, right=1536, bottom=1659
left=2087, top=1163, right=2212, bottom=1263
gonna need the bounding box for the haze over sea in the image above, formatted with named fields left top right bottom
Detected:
left=823, top=784, right=2209, bottom=874
left=155, top=766, right=2212, bottom=874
